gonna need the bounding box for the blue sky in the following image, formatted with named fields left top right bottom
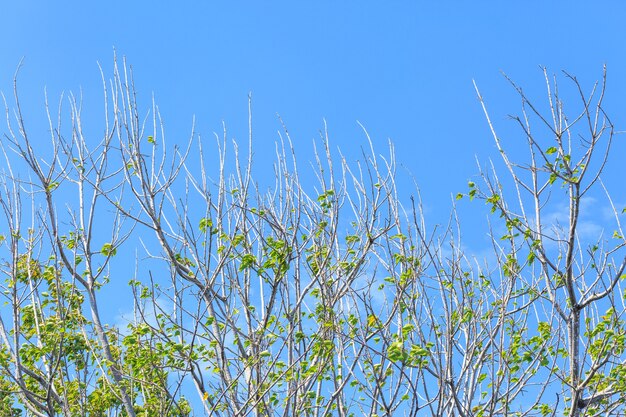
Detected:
left=3, top=2, right=626, bottom=209
left=3, top=4, right=626, bottom=415
left=2, top=2, right=626, bottom=321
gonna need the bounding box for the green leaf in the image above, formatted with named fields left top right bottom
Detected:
left=548, top=172, right=558, bottom=184
left=545, top=146, right=557, bottom=155
left=46, top=182, right=59, bottom=192
left=101, top=243, right=117, bottom=257
left=388, top=341, right=406, bottom=362
left=199, top=217, right=213, bottom=233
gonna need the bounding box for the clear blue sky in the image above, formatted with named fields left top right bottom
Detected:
left=2, top=2, right=626, bottom=320
left=3, top=2, right=626, bottom=206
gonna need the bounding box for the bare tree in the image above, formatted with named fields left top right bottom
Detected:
left=0, top=62, right=190, bottom=416
left=471, top=66, right=626, bottom=416
left=0, top=58, right=624, bottom=417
